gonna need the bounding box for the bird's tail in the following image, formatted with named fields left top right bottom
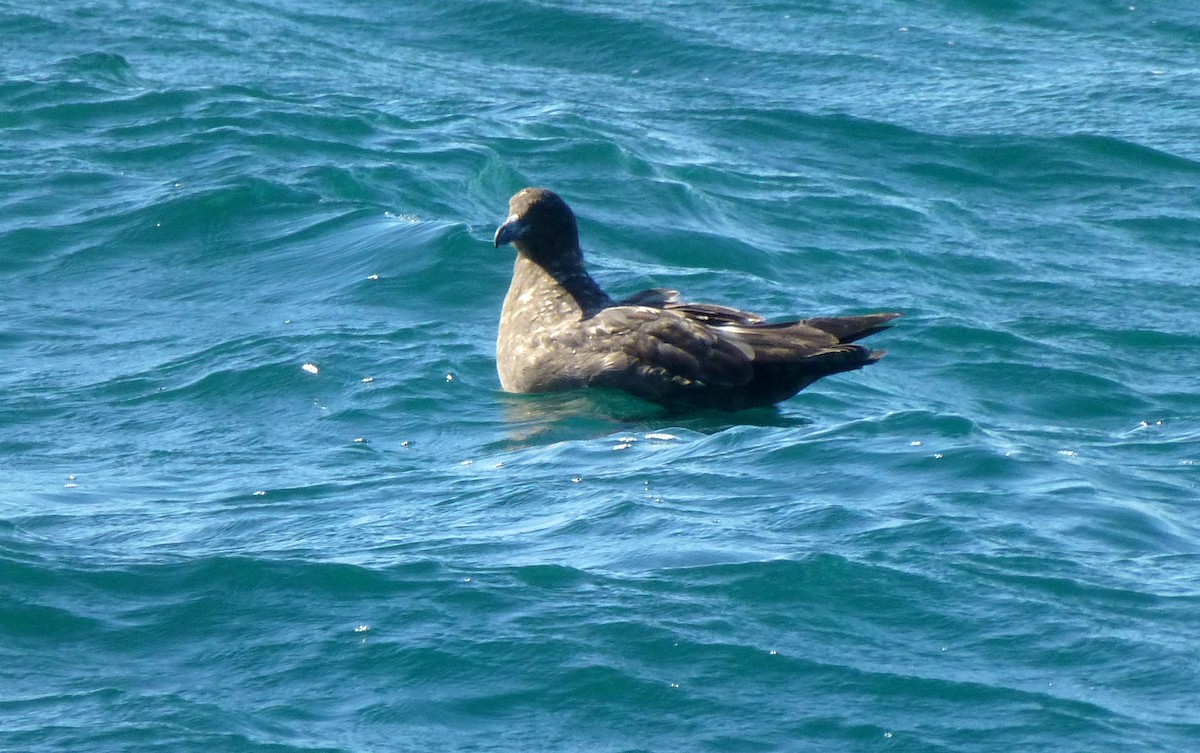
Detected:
left=799, top=313, right=901, bottom=343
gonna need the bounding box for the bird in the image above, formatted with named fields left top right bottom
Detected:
left=492, top=187, right=898, bottom=412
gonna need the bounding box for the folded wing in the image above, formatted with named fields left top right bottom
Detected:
left=583, top=300, right=899, bottom=410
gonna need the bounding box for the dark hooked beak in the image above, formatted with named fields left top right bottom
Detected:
left=493, top=215, right=526, bottom=247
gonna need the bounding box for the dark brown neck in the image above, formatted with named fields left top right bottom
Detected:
left=508, top=245, right=610, bottom=318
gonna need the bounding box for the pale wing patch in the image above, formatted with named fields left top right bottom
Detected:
left=719, top=331, right=757, bottom=360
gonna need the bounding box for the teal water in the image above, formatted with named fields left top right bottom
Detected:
left=3, top=2, right=1199, bottom=751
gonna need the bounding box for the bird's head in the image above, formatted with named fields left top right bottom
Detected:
left=493, top=188, right=581, bottom=263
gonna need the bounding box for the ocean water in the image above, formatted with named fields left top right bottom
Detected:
left=2, top=1, right=1199, bottom=751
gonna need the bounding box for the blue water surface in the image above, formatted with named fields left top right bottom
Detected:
left=2, top=2, right=1198, bottom=752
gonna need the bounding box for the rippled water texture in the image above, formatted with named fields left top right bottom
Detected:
left=2, top=2, right=1198, bottom=752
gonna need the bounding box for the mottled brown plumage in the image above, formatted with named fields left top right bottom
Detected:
left=492, top=187, right=898, bottom=411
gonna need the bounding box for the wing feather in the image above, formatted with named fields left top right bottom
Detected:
left=580, top=306, right=754, bottom=401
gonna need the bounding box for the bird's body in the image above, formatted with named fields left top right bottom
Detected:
left=493, top=187, right=898, bottom=412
